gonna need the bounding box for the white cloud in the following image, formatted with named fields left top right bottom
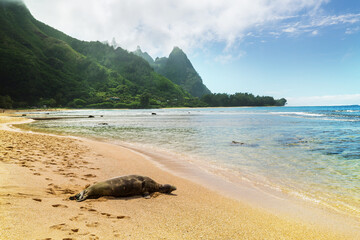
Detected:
left=277, top=13, right=360, bottom=36
left=287, top=94, right=360, bottom=106
left=215, top=51, right=246, bottom=64
left=283, top=27, right=297, bottom=33
left=345, top=26, right=360, bottom=35
left=311, top=30, right=319, bottom=35
left=24, top=0, right=329, bottom=57
left=314, top=13, right=360, bottom=26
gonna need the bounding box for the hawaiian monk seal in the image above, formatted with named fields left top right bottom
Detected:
left=69, top=175, right=176, bottom=202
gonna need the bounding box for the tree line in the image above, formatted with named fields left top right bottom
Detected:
left=0, top=92, right=287, bottom=109
left=201, top=93, right=287, bottom=107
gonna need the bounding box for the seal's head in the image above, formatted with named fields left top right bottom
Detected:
left=159, top=184, right=177, bottom=194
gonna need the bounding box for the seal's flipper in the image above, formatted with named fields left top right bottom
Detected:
left=75, top=191, right=87, bottom=202
left=143, top=192, right=150, bottom=199
left=69, top=191, right=87, bottom=202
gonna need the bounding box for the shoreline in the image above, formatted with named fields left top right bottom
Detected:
left=99, top=137, right=360, bottom=232
left=1, top=114, right=359, bottom=239
left=17, top=110, right=360, bottom=224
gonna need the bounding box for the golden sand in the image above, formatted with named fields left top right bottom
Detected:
left=0, top=114, right=359, bottom=239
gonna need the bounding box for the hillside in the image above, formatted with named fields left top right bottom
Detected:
left=0, top=0, right=194, bottom=108
left=133, top=47, right=211, bottom=98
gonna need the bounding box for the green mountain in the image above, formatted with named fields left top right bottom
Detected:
left=134, top=47, right=211, bottom=98
left=0, top=0, right=195, bottom=108
left=133, top=46, right=155, bottom=66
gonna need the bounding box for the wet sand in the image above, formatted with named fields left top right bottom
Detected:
left=0, top=114, right=359, bottom=239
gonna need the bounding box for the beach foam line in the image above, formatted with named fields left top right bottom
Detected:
left=269, top=111, right=325, bottom=117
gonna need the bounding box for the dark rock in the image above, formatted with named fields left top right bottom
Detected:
left=231, top=141, right=259, bottom=148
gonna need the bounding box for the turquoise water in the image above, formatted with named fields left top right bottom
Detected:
left=25, top=106, right=360, bottom=217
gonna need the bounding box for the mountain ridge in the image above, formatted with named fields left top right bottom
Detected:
left=133, top=46, right=154, bottom=65
left=133, top=46, right=211, bottom=98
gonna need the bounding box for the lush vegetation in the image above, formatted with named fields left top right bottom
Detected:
left=0, top=95, right=13, bottom=108
left=201, top=93, right=287, bottom=107
left=0, top=0, right=195, bottom=109
left=134, top=47, right=211, bottom=98
left=0, top=0, right=286, bottom=109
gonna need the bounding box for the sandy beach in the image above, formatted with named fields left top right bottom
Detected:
left=0, top=114, right=359, bottom=240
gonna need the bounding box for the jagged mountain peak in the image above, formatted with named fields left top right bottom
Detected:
left=170, top=46, right=183, bottom=54
left=133, top=46, right=154, bottom=64
left=135, top=46, right=211, bottom=98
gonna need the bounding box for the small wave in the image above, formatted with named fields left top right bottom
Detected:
left=290, top=191, right=321, bottom=204
left=270, top=112, right=325, bottom=117
left=335, top=110, right=360, bottom=113
left=270, top=111, right=360, bottom=122
left=322, top=118, right=359, bottom=122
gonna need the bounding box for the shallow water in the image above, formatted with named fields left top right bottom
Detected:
left=24, top=106, right=360, bottom=218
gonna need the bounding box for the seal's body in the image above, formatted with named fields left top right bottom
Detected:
left=69, top=175, right=176, bottom=202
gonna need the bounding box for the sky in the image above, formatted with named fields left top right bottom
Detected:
left=23, top=0, right=360, bottom=106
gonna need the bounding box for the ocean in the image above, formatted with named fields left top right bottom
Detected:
left=23, top=105, right=360, bottom=219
